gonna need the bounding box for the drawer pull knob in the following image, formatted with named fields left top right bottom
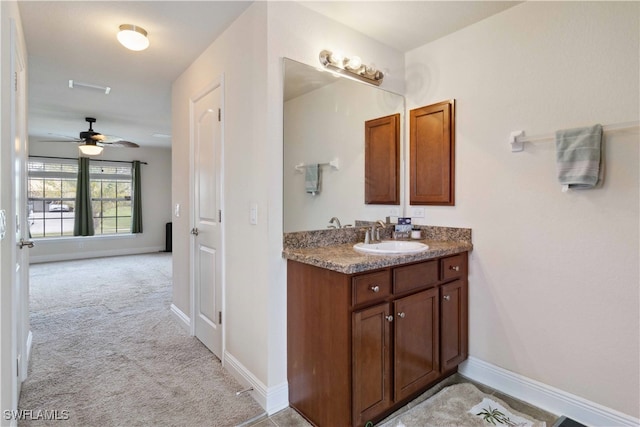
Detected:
left=385, top=315, right=394, bottom=322
left=370, top=285, right=380, bottom=293
left=443, top=295, right=451, bottom=301
left=449, top=265, right=460, bottom=272
left=397, top=312, right=406, bottom=318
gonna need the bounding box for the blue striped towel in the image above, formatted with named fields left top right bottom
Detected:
left=555, top=124, right=603, bottom=189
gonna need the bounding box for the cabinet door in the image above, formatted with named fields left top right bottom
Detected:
left=410, top=100, right=455, bottom=205
left=353, top=303, right=393, bottom=426
left=440, top=279, right=468, bottom=371
left=365, top=113, right=400, bottom=204
left=394, top=288, right=440, bottom=402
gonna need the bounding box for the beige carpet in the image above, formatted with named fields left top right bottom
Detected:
left=379, top=383, right=546, bottom=427
left=19, top=253, right=264, bottom=427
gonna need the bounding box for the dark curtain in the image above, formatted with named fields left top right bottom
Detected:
left=131, top=160, right=143, bottom=233
left=73, top=157, right=94, bottom=236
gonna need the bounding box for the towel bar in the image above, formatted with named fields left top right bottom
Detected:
left=509, top=120, right=639, bottom=152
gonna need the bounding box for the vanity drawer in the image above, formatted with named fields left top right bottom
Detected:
left=393, top=260, right=438, bottom=294
left=441, top=254, right=464, bottom=281
left=352, top=270, right=391, bottom=306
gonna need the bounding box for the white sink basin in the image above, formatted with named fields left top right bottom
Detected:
left=353, top=240, right=429, bottom=255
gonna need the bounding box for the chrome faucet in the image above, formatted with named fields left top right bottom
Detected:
left=370, top=220, right=387, bottom=243
left=328, top=217, right=342, bottom=229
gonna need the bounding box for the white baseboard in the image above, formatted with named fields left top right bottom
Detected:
left=459, top=356, right=640, bottom=427
left=169, top=304, right=191, bottom=333
left=30, top=246, right=164, bottom=264
left=223, top=350, right=289, bottom=415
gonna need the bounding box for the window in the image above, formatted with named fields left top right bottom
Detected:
left=27, top=158, right=133, bottom=238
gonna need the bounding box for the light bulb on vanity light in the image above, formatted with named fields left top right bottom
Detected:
left=345, top=56, right=362, bottom=71
left=328, top=51, right=344, bottom=66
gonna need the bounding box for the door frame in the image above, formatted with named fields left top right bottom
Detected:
left=188, top=75, right=225, bottom=359
left=1, top=17, right=30, bottom=421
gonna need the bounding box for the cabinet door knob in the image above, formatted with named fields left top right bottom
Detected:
left=449, top=265, right=460, bottom=272
left=385, top=315, right=393, bottom=322
left=397, top=312, right=405, bottom=318
left=443, top=295, right=451, bottom=301
left=370, top=285, right=380, bottom=293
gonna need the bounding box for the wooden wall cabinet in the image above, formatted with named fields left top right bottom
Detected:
left=287, top=252, right=468, bottom=427
left=364, top=113, right=400, bottom=204
left=410, top=100, right=455, bottom=205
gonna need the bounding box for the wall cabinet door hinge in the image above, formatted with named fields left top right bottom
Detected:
left=14, top=72, right=18, bottom=92
left=218, top=210, right=222, bottom=223
left=218, top=311, right=222, bottom=325
left=218, top=108, right=221, bottom=122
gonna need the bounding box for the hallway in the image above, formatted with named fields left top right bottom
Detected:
left=19, top=253, right=263, bottom=426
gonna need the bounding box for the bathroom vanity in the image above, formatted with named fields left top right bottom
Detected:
left=283, top=228, right=471, bottom=427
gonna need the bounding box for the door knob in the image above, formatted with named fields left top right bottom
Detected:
left=397, top=312, right=406, bottom=318
left=385, top=315, right=393, bottom=322
left=370, top=285, right=380, bottom=293
left=18, top=238, right=34, bottom=249
left=190, top=228, right=199, bottom=236
left=443, top=295, right=451, bottom=301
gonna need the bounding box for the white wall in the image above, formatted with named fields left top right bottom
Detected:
left=405, top=1, right=639, bottom=418
left=172, top=0, right=405, bottom=411
left=284, top=77, right=404, bottom=232
left=28, top=141, right=171, bottom=263
left=172, top=0, right=272, bottom=397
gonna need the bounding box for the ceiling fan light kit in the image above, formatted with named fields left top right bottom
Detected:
left=117, top=24, right=149, bottom=51
left=78, top=143, right=103, bottom=156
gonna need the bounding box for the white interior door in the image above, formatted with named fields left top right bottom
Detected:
left=190, top=79, right=223, bottom=359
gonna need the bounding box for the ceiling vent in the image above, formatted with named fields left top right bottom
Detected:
left=69, top=80, right=111, bottom=95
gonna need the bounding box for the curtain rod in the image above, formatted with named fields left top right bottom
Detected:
left=29, top=155, right=148, bottom=165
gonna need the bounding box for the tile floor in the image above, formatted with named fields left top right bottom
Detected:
left=243, top=373, right=559, bottom=427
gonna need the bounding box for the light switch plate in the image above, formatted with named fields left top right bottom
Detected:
left=0, top=209, right=6, bottom=240
left=249, top=204, right=258, bottom=225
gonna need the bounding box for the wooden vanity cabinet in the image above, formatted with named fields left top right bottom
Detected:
left=287, top=252, right=468, bottom=427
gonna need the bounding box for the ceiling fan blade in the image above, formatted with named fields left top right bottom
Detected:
left=97, top=134, right=124, bottom=143
left=46, top=133, right=82, bottom=142
left=102, top=140, right=139, bottom=148
left=39, top=139, right=83, bottom=143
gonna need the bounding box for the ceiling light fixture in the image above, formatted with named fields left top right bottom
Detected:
left=78, top=142, right=103, bottom=156
left=117, top=24, right=149, bottom=51
left=319, top=50, right=384, bottom=86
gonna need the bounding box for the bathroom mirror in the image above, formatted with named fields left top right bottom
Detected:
left=283, top=58, right=405, bottom=232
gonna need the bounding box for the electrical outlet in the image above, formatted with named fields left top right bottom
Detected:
left=387, top=207, right=400, bottom=217
left=410, top=207, right=425, bottom=218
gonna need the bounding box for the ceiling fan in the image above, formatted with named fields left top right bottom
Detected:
left=45, top=117, right=140, bottom=149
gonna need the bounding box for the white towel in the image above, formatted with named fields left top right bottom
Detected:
left=555, top=124, right=603, bottom=190
left=305, top=164, right=320, bottom=195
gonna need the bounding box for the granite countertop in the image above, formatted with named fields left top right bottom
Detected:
left=282, top=239, right=472, bottom=274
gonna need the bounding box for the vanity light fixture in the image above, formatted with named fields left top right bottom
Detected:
left=117, top=24, right=149, bottom=51
left=319, top=50, right=384, bottom=86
